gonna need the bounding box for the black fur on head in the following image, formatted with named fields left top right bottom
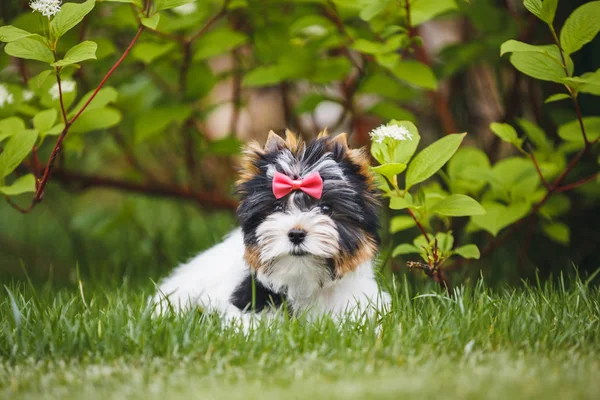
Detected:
left=235, top=130, right=380, bottom=279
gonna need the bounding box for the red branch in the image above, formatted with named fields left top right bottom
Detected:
left=52, top=169, right=237, bottom=211
left=556, top=172, right=598, bottom=193
left=528, top=144, right=550, bottom=190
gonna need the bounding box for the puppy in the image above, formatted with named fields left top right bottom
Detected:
left=151, top=130, right=391, bottom=325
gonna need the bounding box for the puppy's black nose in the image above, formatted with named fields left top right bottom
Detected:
left=288, top=228, right=307, bottom=245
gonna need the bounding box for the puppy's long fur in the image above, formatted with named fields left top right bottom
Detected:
left=151, top=130, right=390, bottom=324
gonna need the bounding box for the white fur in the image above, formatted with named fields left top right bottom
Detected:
left=151, top=229, right=390, bottom=327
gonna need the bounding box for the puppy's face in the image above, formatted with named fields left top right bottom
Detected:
left=236, top=130, right=380, bottom=295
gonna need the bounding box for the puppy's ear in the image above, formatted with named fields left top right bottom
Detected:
left=331, top=132, right=349, bottom=149
left=264, top=130, right=286, bottom=153
left=284, top=129, right=299, bottom=150
left=317, top=128, right=329, bottom=139
left=330, top=132, right=349, bottom=161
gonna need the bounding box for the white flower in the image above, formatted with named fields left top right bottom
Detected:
left=172, top=2, right=197, bottom=15
left=49, top=80, right=75, bottom=100
left=369, top=124, right=413, bottom=143
left=22, top=90, right=34, bottom=102
left=30, top=0, right=62, bottom=18
left=0, top=84, right=15, bottom=108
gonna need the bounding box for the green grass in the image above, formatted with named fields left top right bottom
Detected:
left=2, top=275, right=600, bottom=399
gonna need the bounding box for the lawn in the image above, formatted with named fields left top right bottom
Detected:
left=1, top=274, right=599, bottom=400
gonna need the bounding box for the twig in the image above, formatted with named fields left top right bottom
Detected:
left=528, top=143, right=550, bottom=190
left=407, top=208, right=431, bottom=243
left=52, top=169, right=237, bottom=211
left=17, top=58, right=28, bottom=84
left=556, top=172, right=598, bottom=193
left=179, top=41, right=193, bottom=93
left=186, top=2, right=229, bottom=44
left=230, top=48, right=243, bottom=135
left=570, top=93, right=589, bottom=144
left=183, top=118, right=197, bottom=181
left=55, top=70, right=68, bottom=124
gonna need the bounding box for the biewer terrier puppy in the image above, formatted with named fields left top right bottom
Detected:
left=152, top=130, right=391, bottom=324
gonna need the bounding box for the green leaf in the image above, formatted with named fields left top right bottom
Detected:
left=500, top=40, right=554, bottom=57
left=447, top=147, right=491, bottom=194
left=155, top=0, right=195, bottom=10
left=558, top=117, right=600, bottom=143
left=32, top=70, right=53, bottom=88
left=429, top=194, right=486, bottom=217
left=193, top=27, right=247, bottom=60
left=50, top=0, right=96, bottom=39
left=51, top=41, right=97, bottom=67
left=70, top=87, right=118, bottom=117
left=132, top=42, right=174, bottom=64
left=523, top=0, right=543, bottom=20
left=411, top=0, right=458, bottom=26
left=70, top=107, right=121, bottom=134
left=509, top=45, right=572, bottom=82
left=243, top=64, right=294, bottom=87
left=559, top=1, right=600, bottom=55
left=390, top=120, right=420, bottom=164
left=405, top=133, right=466, bottom=190
left=0, top=130, right=38, bottom=179
left=43, top=123, right=65, bottom=137
left=33, top=109, right=58, bottom=134
left=103, top=0, right=142, bottom=6
left=141, top=14, right=161, bottom=30
left=351, top=39, right=384, bottom=55
left=577, top=69, right=600, bottom=96
left=539, top=194, right=571, bottom=218
left=207, top=136, right=243, bottom=155
left=544, top=93, right=570, bottom=103
left=389, top=215, right=416, bottom=233
left=367, top=103, right=416, bottom=123
left=295, top=94, right=328, bottom=114
left=541, top=221, right=570, bottom=245
left=358, top=72, right=418, bottom=101
left=517, top=119, right=552, bottom=152
left=389, top=196, right=415, bottom=210
left=372, top=163, right=407, bottom=182
left=392, top=243, right=421, bottom=257
left=471, top=201, right=530, bottom=236
left=308, top=57, right=352, bottom=84
left=389, top=60, right=438, bottom=90
left=134, top=106, right=192, bottom=143
left=0, top=117, right=26, bottom=142
left=490, top=122, right=524, bottom=149
left=359, top=0, right=388, bottom=21
left=0, top=174, right=36, bottom=196
left=0, top=26, right=42, bottom=43
left=453, top=244, right=480, bottom=259
left=541, top=0, right=559, bottom=25
left=5, top=38, right=54, bottom=63
left=524, top=0, right=557, bottom=25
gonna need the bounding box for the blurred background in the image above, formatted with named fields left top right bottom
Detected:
left=1, top=0, right=599, bottom=287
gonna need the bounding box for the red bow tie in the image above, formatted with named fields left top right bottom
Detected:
left=272, top=171, right=323, bottom=199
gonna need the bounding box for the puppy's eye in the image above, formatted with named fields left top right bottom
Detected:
left=273, top=203, right=284, bottom=212
left=320, top=204, right=333, bottom=215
